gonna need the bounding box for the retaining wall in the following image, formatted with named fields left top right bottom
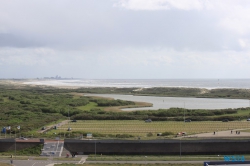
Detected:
left=64, top=139, right=250, bottom=155
left=0, top=139, right=42, bottom=152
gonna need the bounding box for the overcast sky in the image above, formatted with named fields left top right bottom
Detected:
left=1, top=0, right=250, bottom=79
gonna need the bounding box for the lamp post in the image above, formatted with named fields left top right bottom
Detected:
left=68, top=107, right=70, bottom=121
left=68, top=107, right=70, bottom=132
left=15, top=131, right=16, bottom=158
left=95, top=139, right=96, bottom=156
left=184, top=102, right=185, bottom=123
left=180, top=137, right=182, bottom=160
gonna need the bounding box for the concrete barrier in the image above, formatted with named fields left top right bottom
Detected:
left=64, top=139, right=250, bottom=155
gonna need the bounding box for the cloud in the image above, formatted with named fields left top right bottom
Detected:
left=0, top=47, right=56, bottom=66
left=1, top=46, right=250, bottom=78
left=1, top=0, right=250, bottom=78
left=114, top=0, right=250, bottom=36
left=114, top=0, right=209, bottom=11
left=0, top=33, right=44, bottom=48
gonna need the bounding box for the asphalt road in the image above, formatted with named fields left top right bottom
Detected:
left=0, top=159, right=204, bottom=166
left=0, top=156, right=88, bottom=166
left=2, top=160, right=78, bottom=166
left=41, top=141, right=64, bottom=157
left=85, top=160, right=204, bottom=164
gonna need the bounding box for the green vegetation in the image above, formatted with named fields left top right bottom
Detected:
left=68, top=87, right=250, bottom=99
left=48, top=120, right=250, bottom=138
left=1, top=82, right=250, bottom=138
left=0, top=85, right=136, bottom=135
left=0, top=144, right=42, bottom=156
left=86, top=154, right=241, bottom=161
left=71, top=107, right=248, bottom=121
left=93, top=99, right=135, bottom=107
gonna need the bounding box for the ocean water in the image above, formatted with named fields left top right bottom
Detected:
left=23, top=79, right=250, bottom=89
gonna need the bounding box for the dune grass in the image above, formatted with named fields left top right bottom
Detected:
left=77, top=102, right=99, bottom=111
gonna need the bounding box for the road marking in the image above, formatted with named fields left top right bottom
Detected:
left=59, top=142, right=64, bottom=157
left=78, top=157, right=86, bottom=164
left=32, top=161, right=60, bottom=166
left=55, top=141, right=59, bottom=152
left=46, top=163, right=62, bottom=166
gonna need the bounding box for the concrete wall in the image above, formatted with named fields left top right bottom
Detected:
left=0, top=139, right=42, bottom=152
left=64, top=139, right=250, bottom=155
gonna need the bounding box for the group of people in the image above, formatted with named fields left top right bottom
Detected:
left=231, top=130, right=240, bottom=134
left=213, top=130, right=242, bottom=135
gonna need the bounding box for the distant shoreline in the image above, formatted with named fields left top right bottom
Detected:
left=1, top=79, right=250, bottom=100
left=2, top=78, right=250, bottom=90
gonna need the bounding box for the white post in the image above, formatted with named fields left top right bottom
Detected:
left=184, top=102, right=185, bottom=122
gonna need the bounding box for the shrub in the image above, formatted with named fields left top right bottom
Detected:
left=116, top=134, right=133, bottom=138
left=147, top=132, right=153, bottom=137
left=161, top=131, right=174, bottom=136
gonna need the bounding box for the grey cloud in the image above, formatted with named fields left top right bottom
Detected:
left=1, top=0, right=250, bottom=79
left=0, top=0, right=240, bottom=52
left=0, top=33, right=44, bottom=48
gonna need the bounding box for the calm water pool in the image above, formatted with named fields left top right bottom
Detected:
left=86, top=94, right=250, bottom=111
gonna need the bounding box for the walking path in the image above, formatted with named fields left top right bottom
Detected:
left=38, top=120, right=69, bottom=134
left=189, top=128, right=250, bottom=138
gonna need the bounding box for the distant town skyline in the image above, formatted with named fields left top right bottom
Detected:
left=1, top=0, right=250, bottom=79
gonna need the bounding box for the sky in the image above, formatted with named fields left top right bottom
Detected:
left=1, top=0, right=250, bottom=79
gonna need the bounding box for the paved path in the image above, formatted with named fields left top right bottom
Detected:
left=38, top=120, right=69, bottom=134
left=1, top=159, right=204, bottom=166
left=1, top=160, right=78, bottom=166
left=189, top=129, right=250, bottom=138
left=41, top=141, right=64, bottom=157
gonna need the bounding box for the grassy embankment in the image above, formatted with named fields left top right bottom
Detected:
left=0, top=144, right=42, bottom=156
left=47, top=120, right=250, bottom=138
left=0, top=84, right=140, bottom=138
left=87, top=154, right=250, bottom=161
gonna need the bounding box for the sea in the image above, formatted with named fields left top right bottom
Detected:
left=23, top=79, right=250, bottom=89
